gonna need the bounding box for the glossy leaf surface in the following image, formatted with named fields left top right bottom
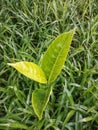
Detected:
left=8, top=62, right=47, bottom=84
left=32, top=86, right=52, bottom=120
left=41, top=29, right=75, bottom=83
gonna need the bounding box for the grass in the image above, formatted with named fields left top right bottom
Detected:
left=0, top=0, right=98, bottom=129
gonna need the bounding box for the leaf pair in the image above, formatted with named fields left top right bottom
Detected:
left=8, top=29, right=75, bottom=120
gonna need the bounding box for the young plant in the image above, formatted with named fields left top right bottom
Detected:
left=8, top=29, right=75, bottom=120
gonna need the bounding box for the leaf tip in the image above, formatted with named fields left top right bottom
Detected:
left=7, top=63, right=12, bottom=66
left=70, top=28, right=76, bottom=35
left=7, top=63, right=15, bottom=67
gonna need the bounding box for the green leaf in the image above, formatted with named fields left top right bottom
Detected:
left=32, top=86, right=52, bottom=120
left=40, top=29, right=75, bottom=83
left=78, top=116, right=93, bottom=122
left=0, top=122, right=28, bottom=129
left=8, top=62, right=47, bottom=84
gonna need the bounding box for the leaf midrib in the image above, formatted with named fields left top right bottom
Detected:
left=48, top=37, right=67, bottom=82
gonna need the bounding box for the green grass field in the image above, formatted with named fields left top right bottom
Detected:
left=0, top=0, right=98, bottom=129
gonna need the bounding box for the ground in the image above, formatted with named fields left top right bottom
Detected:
left=0, top=0, right=98, bottom=129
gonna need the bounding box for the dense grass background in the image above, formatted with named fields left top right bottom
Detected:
left=0, top=0, right=98, bottom=129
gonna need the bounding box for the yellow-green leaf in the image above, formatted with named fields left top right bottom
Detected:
left=32, top=86, right=52, bottom=120
left=40, top=29, right=75, bottom=83
left=8, top=62, right=47, bottom=84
